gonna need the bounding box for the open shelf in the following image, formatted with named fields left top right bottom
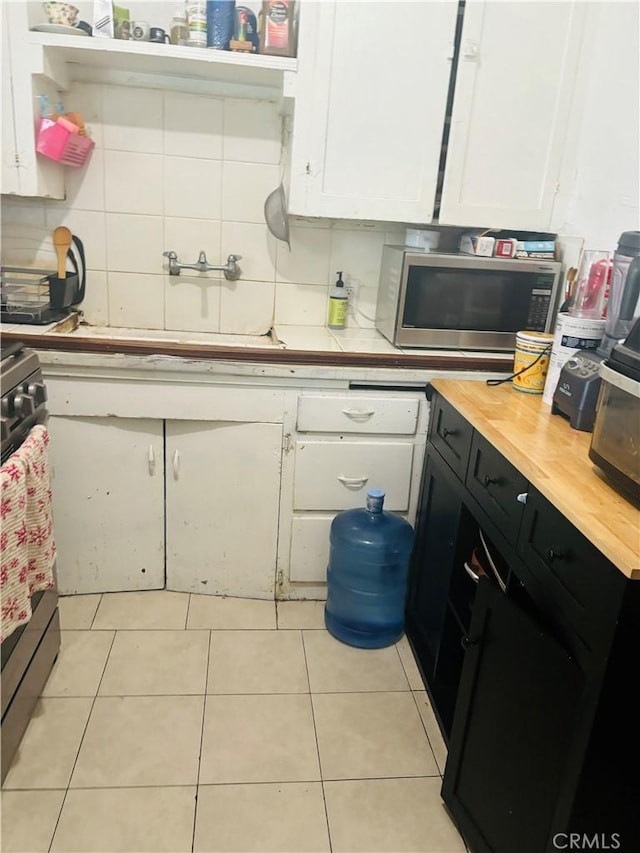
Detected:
left=28, top=32, right=297, bottom=99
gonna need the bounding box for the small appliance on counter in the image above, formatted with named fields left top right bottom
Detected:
left=552, top=231, right=640, bottom=432
left=0, top=231, right=85, bottom=325
left=589, top=316, right=640, bottom=502
left=551, top=351, right=605, bottom=431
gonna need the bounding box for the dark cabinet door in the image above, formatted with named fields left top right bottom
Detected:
left=442, top=579, right=586, bottom=853
left=405, top=453, right=463, bottom=714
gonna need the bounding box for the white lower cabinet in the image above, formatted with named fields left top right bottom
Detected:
left=48, top=416, right=165, bottom=594
left=165, top=420, right=282, bottom=598
left=48, top=415, right=283, bottom=598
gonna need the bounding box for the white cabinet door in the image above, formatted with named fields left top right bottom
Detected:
left=288, top=0, right=458, bottom=222
left=1, top=6, right=19, bottom=195
left=439, top=0, right=587, bottom=230
left=165, top=421, right=282, bottom=599
left=289, top=516, right=332, bottom=583
left=48, top=416, right=165, bottom=594
left=2, top=3, right=64, bottom=198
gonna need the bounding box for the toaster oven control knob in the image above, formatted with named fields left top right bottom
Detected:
left=27, top=381, right=47, bottom=405
left=13, top=392, right=35, bottom=417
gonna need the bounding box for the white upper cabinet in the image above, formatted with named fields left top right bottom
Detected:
left=288, top=0, right=458, bottom=222
left=438, top=0, right=587, bottom=230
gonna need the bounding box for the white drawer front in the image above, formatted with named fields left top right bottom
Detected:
left=294, top=441, right=413, bottom=510
left=296, top=395, right=419, bottom=434
left=289, top=516, right=332, bottom=582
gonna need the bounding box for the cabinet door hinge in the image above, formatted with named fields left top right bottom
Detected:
left=554, top=181, right=561, bottom=194
left=283, top=433, right=293, bottom=453
left=277, top=570, right=284, bottom=587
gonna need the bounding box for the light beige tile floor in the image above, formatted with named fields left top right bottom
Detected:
left=1, top=592, right=466, bottom=853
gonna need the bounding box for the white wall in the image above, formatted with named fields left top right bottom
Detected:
left=553, top=1, right=640, bottom=250
left=1, top=82, right=403, bottom=333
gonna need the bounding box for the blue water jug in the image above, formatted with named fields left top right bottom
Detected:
left=325, top=488, right=414, bottom=649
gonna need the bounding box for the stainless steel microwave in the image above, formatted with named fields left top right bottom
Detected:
left=375, top=247, right=563, bottom=351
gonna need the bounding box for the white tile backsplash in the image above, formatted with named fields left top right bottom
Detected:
left=221, top=222, right=277, bottom=283
left=108, top=272, right=164, bottom=329
left=65, top=147, right=105, bottom=212
left=164, top=274, right=220, bottom=334
left=164, top=156, right=222, bottom=221
left=164, top=218, right=222, bottom=278
left=1, top=82, right=401, bottom=335
left=104, top=150, right=163, bottom=215
left=80, top=270, right=109, bottom=326
left=222, top=161, right=280, bottom=224
left=219, top=279, right=275, bottom=335
left=164, top=93, right=223, bottom=160
left=103, top=86, right=163, bottom=154
left=105, top=214, right=164, bottom=274
left=223, top=99, right=282, bottom=165
left=274, top=282, right=329, bottom=326
left=276, top=226, right=332, bottom=285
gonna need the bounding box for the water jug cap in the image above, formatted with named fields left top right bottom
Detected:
left=617, top=231, right=640, bottom=255
left=366, top=488, right=385, bottom=513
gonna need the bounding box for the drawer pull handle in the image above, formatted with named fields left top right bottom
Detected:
left=483, top=475, right=500, bottom=487
left=337, top=475, right=369, bottom=488
left=463, top=561, right=481, bottom=583
left=460, top=635, right=479, bottom=650
left=342, top=408, right=375, bottom=418
left=442, top=427, right=456, bottom=438
left=547, top=548, right=564, bottom=563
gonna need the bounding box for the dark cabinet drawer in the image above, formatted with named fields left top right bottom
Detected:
left=429, top=395, right=473, bottom=480
left=518, top=488, right=626, bottom=653
left=466, top=432, right=527, bottom=545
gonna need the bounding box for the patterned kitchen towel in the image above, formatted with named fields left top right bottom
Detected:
left=1, top=425, right=56, bottom=643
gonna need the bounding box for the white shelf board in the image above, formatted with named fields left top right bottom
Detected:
left=29, top=32, right=297, bottom=98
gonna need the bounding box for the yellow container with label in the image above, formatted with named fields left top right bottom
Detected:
left=513, top=331, right=554, bottom=394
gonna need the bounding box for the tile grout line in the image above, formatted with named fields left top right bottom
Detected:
left=191, top=629, right=213, bottom=853
left=301, top=629, right=334, bottom=853
left=185, top=593, right=192, bottom=630
left=46, top=628, right=117, bottom=853
left=88, top=594, right=103, bottom=630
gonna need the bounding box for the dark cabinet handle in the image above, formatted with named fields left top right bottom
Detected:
left=547, top=548, right=564, bottom=563
left=442, top=427, right=456, bottom=438
left=483, top=475, right=499, bottom=487
left=460, top=635, right=479, bottom=650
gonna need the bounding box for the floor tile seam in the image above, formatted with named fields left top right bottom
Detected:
left=46, top=628, right=117, bottom=852
left=4, top=783, right=200, bottom=792
left=192, top=634, right=213, bottom=853
left=393, top=640, right=413, bottom=691
left=185, top=593, right=193, bottom=630
left=301, top=631, right=334, bottom=853
left=409, top=689, right=443, bottom=777
left=88, top=594, right=104, bottom=630
left=320, top=773, right=443, bottom=783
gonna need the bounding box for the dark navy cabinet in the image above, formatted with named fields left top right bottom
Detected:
left=405, top=388, right=640, bottom=853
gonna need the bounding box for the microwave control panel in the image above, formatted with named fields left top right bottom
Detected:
left=526, top=287, right=553, bottom=330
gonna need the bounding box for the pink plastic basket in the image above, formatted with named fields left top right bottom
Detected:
left=36, top=117, right=95, bottom=167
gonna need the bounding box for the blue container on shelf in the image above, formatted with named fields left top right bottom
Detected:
left=206, top=0, right=235, bottom=49
left=325, top=488, right=415, bottom=649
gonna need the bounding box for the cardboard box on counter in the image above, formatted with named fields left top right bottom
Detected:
left=460, top=234, right=495, bottom=256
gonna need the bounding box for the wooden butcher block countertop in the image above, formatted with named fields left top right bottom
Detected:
left=430, top=379, right=640, bottom=580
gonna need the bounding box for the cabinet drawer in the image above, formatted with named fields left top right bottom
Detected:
left=518, top=488, right=626, bottom=652
left=466, top=432, right=527, bottom=544
left=429, top=395, right=473, bottom=479
left=293, top=440, right=413, bottom=510
left=297, top=395, right=419, bottom=434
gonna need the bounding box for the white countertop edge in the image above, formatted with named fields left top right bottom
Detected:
left=36, top=348, right=509, bottom=387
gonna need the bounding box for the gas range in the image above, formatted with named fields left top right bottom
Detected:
left=0, top=342, right=48, bottom=463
